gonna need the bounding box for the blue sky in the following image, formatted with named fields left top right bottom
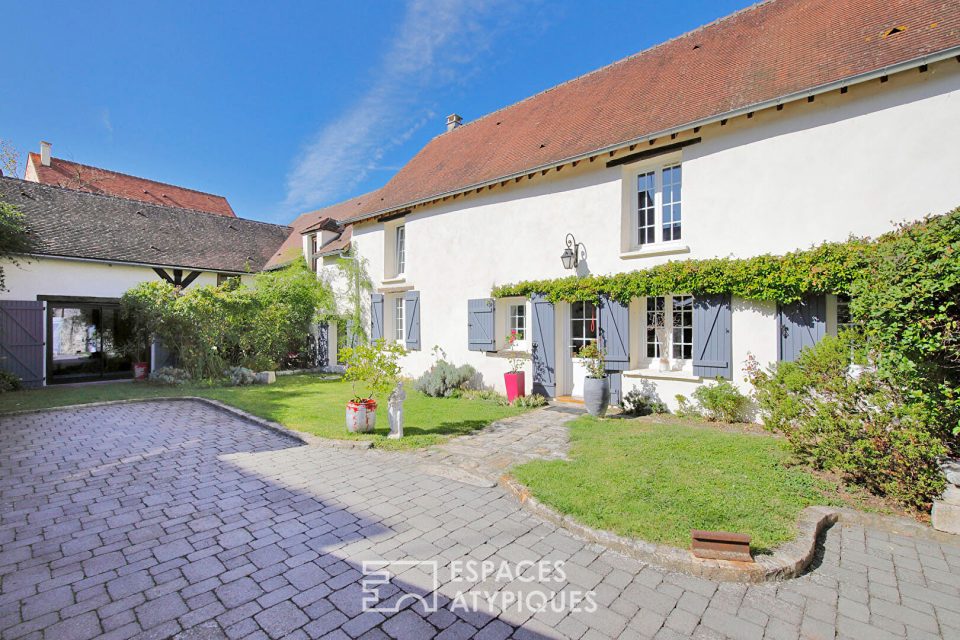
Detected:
left=2, top=0, right=751, bottom=223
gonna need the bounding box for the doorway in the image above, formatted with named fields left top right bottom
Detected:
left=46, top=301, right=135, bottom=383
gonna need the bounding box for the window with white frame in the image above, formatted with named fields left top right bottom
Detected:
left=570, top=301, right=598, bottom=356
left=395, top=225, right=406, bottom=275
left=645, top=295, right=693, bottom=362
left=671, top=295, right=693, bottom=360
left=394, top=296, right=405, bottom=342
left=509, top=303, right=526, bottom=340
left=645, top=296, right=665, bottom=358
left=633, top=163, right=682, bottom=247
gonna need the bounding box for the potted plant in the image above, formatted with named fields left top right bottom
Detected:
left=340, top=338, right=405, bottom=433
left=118, top=307, right=156, bottom=381
left=503, top=330, right=526, bottom=402
left=577, top=342, right=609, bottom=417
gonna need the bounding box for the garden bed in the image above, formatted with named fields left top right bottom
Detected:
left=0, top=375, right=527, bottom=450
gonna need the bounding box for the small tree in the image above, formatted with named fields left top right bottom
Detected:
left=340, top=339, right=405, bottom=402
left=0, top=199, right=37, bottom=292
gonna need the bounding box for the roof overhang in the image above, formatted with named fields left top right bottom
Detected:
left=340, top=47, right=960, bottom=226
left=22, top=252, right=254, bottom=275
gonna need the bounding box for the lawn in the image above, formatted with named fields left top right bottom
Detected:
left=512, top=415, right=848, bottom=552
left=0, top=375, right=527, bottom=449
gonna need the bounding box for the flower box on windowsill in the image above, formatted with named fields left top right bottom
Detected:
left=623, top=368, right=701, bottom=382
left=620, top=243, right=690, bottom=260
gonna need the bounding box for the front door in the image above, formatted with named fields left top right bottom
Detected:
left=47, top=302, right=135, bottom=383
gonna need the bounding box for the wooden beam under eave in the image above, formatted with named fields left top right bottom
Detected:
left=180, top=271, right=203, bottom=289
left=153, top=268, right=174, bottom=285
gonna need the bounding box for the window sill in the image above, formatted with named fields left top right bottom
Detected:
left=381, top=276, right=406, bottom=285
left=486, top=349, right=531, bottom=360
left=620, top=243, right=690, bottom=260
left=623, top=368, right=701, bottom=382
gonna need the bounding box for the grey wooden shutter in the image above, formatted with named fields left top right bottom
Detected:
left=608, top=372, right=623, bottom=407
left=467, top=298, right=496, bottom=351
left=370, top=294, right=384, bottom=341
left=778, top=294, right=826, bottom=362
left=0, top=300, right=45, bottom=388
left=598, top=295, right=630, bottom=372
left=404, top=291, right=421, bottom=351
left=693, top=294, right=732, bottom=379
left=531, top=293, right=557, bottom=397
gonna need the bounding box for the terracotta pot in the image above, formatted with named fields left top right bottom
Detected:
left=346, top=399, right=377, bottom=433
left=133, top=362, right=149, bottom=381
left=504, top=371, right=525, bottom=402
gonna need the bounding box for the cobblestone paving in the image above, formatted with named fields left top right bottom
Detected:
left=2, top=401, right=959, bottom=640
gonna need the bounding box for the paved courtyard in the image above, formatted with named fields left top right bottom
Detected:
left=1, top=401, right=959, bottom=640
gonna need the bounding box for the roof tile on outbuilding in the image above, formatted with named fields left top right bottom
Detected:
left=26, top=153, right=237, bottom=217
left=1, top=177, right=289, bottom=273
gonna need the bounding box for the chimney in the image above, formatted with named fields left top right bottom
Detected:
left=446, top=113, right=463, bottom=131
left=40, top=141, right=51, bottom=167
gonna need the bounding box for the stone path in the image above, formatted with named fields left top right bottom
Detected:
left=1, top=400, right=959, bottom=640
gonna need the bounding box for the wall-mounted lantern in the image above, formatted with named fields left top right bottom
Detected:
left=561, top=233, right=586, bottom=270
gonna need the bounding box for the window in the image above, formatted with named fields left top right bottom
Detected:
left=661, top=165, right=682, bottom=242
left=509, top=304, right=526, bottom=340
left=312, top=233, right=320, bottom=253
left=837, top=295, right=856, bottom=333
left=570, top=301, right=598, bottom=356
left=645, top=296, right=665, bottom=358
left=671, top=295, right=693, bottom=360
left=395, top=225, right=406, bottom=275
left=634, top=163, right=683, bottom=247
left=645, top=295, right=693, bottom=361
left=394, top=296, right=405, bottom=341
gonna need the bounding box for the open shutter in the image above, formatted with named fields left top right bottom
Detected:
left=467, top=298, right=496, bottom=351
left=693, top=294, right=732, bottom=379
left=778, top=294, right=826, bottom=362
left=598, top=295, right=630, bottom=372
left=0, top=300, right=44, bottom=388
left=531, top=294, right=556, bottom=397
left=404, top=291, right=421, bottom=351
left=370, top=294, right=384, bottom=342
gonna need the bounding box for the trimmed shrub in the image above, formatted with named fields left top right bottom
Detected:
left=414, top=360, right=477, bottom=398
left=149, top=367, right=191, bottom=385
left=748, top=334, right=948, bottom=509
left=0, top=370, right=21, bottom=392
left=692, top=378, right=750, bottom=422
left=501, top=394, right=548, bottom=408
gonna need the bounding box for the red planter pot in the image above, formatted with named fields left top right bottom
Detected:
left=346, top=399, right=378, bottom=433
left=133, top=362, right=149, bottom=381
left=504, top=371, right=525, bottom=402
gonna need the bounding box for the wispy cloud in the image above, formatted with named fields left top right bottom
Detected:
left=100, top=108, right=114, bottom=136
left=284, top=0, right=517, bottom=213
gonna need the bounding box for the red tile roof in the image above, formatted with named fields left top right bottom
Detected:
left=265, top=189, right=381, bottom=268
left=335, top=0, right=960, bottom=224
left=26, top=153, right=236, bottom=217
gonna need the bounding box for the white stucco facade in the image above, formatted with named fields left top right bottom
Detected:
left=322, top=61, right=960, bottom=409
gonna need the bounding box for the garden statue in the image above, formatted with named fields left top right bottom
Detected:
left=387, top=381, right=406, bottom=439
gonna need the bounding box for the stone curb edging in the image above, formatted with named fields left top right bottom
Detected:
left=500, top=475, right=958, bottom=582
left=0, top=397, right=375, bottom=450
left=500, top=474, right=839, bottom=583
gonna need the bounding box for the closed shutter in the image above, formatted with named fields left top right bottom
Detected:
left=467, top=298, right=496, bottom=351
left=693, top=294, right=732, bottom=379
left=531, top=294, right=557, bottom=397
left=0, top=300, right=44, bottom=388
left=609, top=372, right=623, bottom=407
left=405, top=291, right=421, bottom=351
left=598, top=295, right=630, bottom=372
left=778, top=294, right=826, bottom=362
left=370, top=294, right=384, bottom=341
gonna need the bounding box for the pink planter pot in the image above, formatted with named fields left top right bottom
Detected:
left=504, top=372, right=526, bottom=402
left=133, top=362, right=149, bottom=381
